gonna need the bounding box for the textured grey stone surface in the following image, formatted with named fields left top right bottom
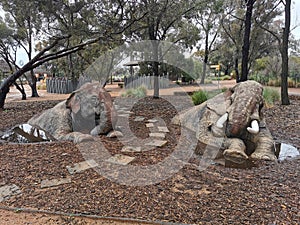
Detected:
left=149, top=133, right=166, bottom=139
left=41, top=177, right=72, bottom=188
left=106, top=154, right=135, bottom=165
left=145, top=140, right=168, bottom=147
left=134, top=116, right=145, bottom=122
left=0, top=184, right=21, bottom=202
left=121, top=146, right=142, bottom=153
left=66, top=160, right=98, bottom=175
left=158, top=126, right=170, bottom=133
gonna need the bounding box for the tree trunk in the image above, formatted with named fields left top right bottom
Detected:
left=14, top=82, right=26, bottom=100
left=234, top=54, right=239, bottom=82
left=0, top=84, right=9, bottom=110
left=200, top=61, right=207, bottom=84
left=152, top=41, right=160, bottom=99
left=281, top=0, right=290, bottom=105
left=240, top=0, right=255, bottom=82
left=200, top=33, right=210, bottom=84
left=30, top=70, right=39, bottom=97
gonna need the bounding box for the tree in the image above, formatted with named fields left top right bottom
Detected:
left=194, top=0, right=224, bottom=84
left=126, top=0, right=201, bottom=98
left=256, top=0, right=291, bottom=105
left=0, top=19, right=27, bottom=99
left=240, top=0, right=256, bottom=82
left=0, top=0, right=146, bottom=109
left=1, top=0, right=45, bottom=97
left=280, top=0, right=291, bottom=105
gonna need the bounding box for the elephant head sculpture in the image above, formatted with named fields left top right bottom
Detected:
left=173, top=80, right=277, bottom=163
left=28, top=82, right=116, bottom=143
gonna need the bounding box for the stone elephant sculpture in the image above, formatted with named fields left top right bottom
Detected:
left=28, top=82, right=116, bottom=143
left=172, top=80, right=277, bottom=163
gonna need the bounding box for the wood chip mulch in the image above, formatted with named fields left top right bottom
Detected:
left=0, top=96, right=299, bottom=224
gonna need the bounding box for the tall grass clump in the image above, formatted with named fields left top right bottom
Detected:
left=121, top=85, right=147, bottom=98
left=192, top=90, right=208, bottom=105
left=263, top=87, right=280, bottom=107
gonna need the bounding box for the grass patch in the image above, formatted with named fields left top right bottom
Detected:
left=263, top=87, right=280, bottom=107
left=121, top=85, right=147, bottom=98
left=192, top=88, right=228, bottom=105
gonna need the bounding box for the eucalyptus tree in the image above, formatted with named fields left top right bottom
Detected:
left=125, top=0, right=202, bottom=98
left=0, top=0, right=146, bottom=109
left=0, top=19, right=27, bottom=99
left=252, top=0, right=291, bottom=105
left=220, top=0, right=281, bottom=81
left=1, top=0, right=44, bottom=97
left=193, top=0, right=224, bottom=84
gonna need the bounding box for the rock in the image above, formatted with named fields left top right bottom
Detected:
left=148, top=119, right=158, bottom=123
left=106, top=154, right=135, bottom=165
left=0, top=184, right=22, bottom=202
left=134, top=116, right=145, bottom=122
left=145, top=140, right=168, bottom=147
left=146, top=123, right=154, bottom=128
left=41, top=177, right=72, bottom=188
left=158, top=126, right=170, bottom=133
left=121, top=146, right=142, bottom=153
left=149, top=133, right=166, bottom=139
left=66, top=160, right=98, bottom=175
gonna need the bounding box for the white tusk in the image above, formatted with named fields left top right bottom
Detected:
left=216, top=113, right=228, bottom=128
left=247, top=120, right=259, bottom=134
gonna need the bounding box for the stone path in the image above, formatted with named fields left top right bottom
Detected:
left=0, top=105, right=172, bottom=201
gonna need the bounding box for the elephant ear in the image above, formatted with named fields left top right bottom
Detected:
left=66, top=91, right=81, bottom=114
left=206, top=90, right=232, bottom=116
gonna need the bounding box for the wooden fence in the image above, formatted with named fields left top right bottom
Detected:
left=124, top=74, right=169, bottom=89
left=46, top=76, right=91, bottom=94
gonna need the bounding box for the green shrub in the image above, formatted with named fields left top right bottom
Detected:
left=121, top=85, right=147, bottom=98
left=192, top=90, right=208, bottom=105
left=263, top=87, right=280, bottom=107
left=191, top=88, right=228, bottom=105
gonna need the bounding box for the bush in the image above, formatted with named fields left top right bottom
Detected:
left=191, top=88, right=228, bottom=105
left=121, top=85, right=147, bottom=98
left=191, top=90, right=208, bottom=105
left=263, top=87, right=280, bottom=107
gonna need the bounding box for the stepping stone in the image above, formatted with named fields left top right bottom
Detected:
left=146, top=123, right=154, bottom=128
left=0, top=184, right=22, bottom=202
left=118, top=114, right=130, bottom=118
left=121, top=146, right=142, bottom=153
left=148, top=119, right=158, bottom=123
left=106, top=154, right=135, bottom=165
left=107, top=130, right=124, bottom=138
left=134, top=116, right=145, bottom=122
left=149, top=133, right=166, bottom=139
left=158, top=126, right=170, bottom=133
left=145, top=140, right=168, bottom=147
left=66, top=159, right=98, bottom=175
left=41, top=177, right=72, bottom=189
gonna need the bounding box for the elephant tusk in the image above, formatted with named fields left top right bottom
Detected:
left=247, top=120, right=259, bottom=134
left=216, top=113, right=228, bottom=128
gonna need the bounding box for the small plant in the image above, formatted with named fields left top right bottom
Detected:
left=263, top=87, right=280, bottom=107
left=191, top=90, right=208, bottom=105
left=121, top=85, right=147, bottom=98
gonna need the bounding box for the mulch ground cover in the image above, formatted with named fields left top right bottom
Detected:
left=0, top=96, right=299, bottom=224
